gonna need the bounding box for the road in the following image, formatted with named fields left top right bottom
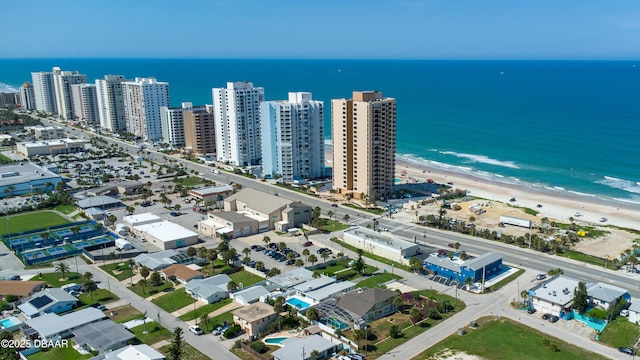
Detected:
left=38, top=119, right=634, bottom=359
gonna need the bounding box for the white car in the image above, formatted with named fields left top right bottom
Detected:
left=188, top=325, right=204, bottom=335
left=620, top=309, right=629, bottom=317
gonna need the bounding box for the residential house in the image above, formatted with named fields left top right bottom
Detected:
left=0, top=280, right=46, bottom=301
left=23, top=307, right=106, bottom=341
left=185, top=274, right=231, bottom=304
left=72, top=319, right=135, bottom=353
left=95, top=344, right=165, bottom=360
left=587, top=282, right=630, bottom=311
left=272, top=335, right=341, bottom=360
left=133, top=250, right=200, bottom=272
left=18, top=287, right=78, bottom=318
left=230, top=285, right=270, bottom=306
left=232, top=301, right=277, bottom=338
left=336, top=288, right=398, bottom=323
left=161, top=264, right=204, bottom=284
left=627, top=301, right=640, bottom=324
left=527, top=275, right=581, bottom=317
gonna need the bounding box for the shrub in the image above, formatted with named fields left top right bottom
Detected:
left=224, top=324, right=242, bottom=338
left=249, top=341, right=267, bottom=353
left=389, top=325, right=400, bottom=338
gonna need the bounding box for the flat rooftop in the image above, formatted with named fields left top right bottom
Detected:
left=344, top=227, right=419, bottom=251
left=0, top=162, right=60, bottom=186
left=123, top=213, right=162, bottom=225
left=135, top=221, right=198, bottom=242
left=529, top=275, right=583, bottom=306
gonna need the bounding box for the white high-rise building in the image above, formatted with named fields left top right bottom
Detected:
left=212, top=81, right=264, bottom=166
left=160, top=102, right=191, bottom=148
left=261, top=92, right=325, bottom=181
left=71, top=83, right=100, bottom=125
left=52, top=67, right=87, bottom=120
left=19, top=82, right=36, bottom=110
left=122, top=77, right=170, bottom=141
left=31, top=71, right=57, bottom=114
left=96, top=75, right=127, bottom=132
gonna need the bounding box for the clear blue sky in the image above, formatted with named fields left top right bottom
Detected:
left=2, top=0, right=639, bottom=59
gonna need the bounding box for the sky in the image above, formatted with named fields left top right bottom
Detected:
left=2, top=0, right=640, bottom=59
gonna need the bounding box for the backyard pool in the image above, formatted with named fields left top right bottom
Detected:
left=286, top=297, right=311, bottom=310
left=263, top=337, right=288, bottom=346
left=0, top=317, right=21, bottom=330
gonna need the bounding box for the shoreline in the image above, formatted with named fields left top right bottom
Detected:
left=324, top=143, right=640, bottom=231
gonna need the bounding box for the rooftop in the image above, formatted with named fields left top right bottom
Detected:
left=272, top=335, right=336, bottom=360
left=587, top=282, right=628, bottom=303
left=337, top=288, right=398, bottom=318
left=344, top=227, right=419, bottom=252
left=212, top=211, right=256, bottom=223
left=135, top=221, right=198, bottom=242
left=18, top=287, right=78, bottom=316
left=161, top=264, right=203, bottom=281
left=226, top=188, right=293, bottom=214
left=18, top=138, right=85, bottom=147
left=102, top=344, right=165, bottom=360
left=133, top=250, right=189, bottom=270
left=0, top=162, right=60, bottom=187
left=71, top=319, right=135, bottom=351
left=304, top=281, right=356, bottom=302
left=528, top=275, right=584, bottom=307
left=465, top=252, right=503, bottom=270
left=77, top=196, right=122, bottom=209
left=190, top=184, right=233, bottom=196
left=232, top=301, right=275, bottom=322
left=267, top=268, right=314, bottom=289
left=232, top=285, right=269, bottom=303
left=185, top=274, right=231, bottom=299
left=123, top=212, right=162, bottom=225
left=24, top=307, right=105, bottom=339
left=0, top=280, right=45, bottom=297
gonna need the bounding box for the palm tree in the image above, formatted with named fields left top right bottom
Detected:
left=255, top=261, right=265, bottom=271
left=320, top=252, right=329, bottom=263
left=308, top=254, right=318, bottom=267
left=138, top=279, right=148, bottom=294
left=302, top=249, right=310, bottom=261
left=354, top=329, right=365, bottom=349
left=125, top=205, right=135, bottom=215
left=227, top=281, right=238, bottom=292
left=327, top=210, right=334, bottom=221
left=139, top=266, right=150, bottom=280
left=262, top=235, right=270, bottom=247
left=55, top=262, right=70, bottom=280
left=242, top=248, right=251, bottom=257
left=343, top=214, right=350, bottom=225
left=199, top=313, right=210, bottom=332
left=83, top=271, right=94, bottom=282
left=84, top=280, right=98, bottom=299
left=150, top=272, right=162, bottom=292
left=295, top=259, right=304, bottom=267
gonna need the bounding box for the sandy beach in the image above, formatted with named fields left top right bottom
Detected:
left=325, top=143, right=640, bottom=232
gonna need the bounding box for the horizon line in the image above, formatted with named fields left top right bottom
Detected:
left=1, top=57, right=639, bottom=62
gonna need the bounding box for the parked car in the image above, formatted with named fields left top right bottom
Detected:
left=447, top=243, right=455, bottom=248
left=535, top=274, right=547, bottom=280
left=285, top=259, right=295, bottom=266
left=331, top=204, right=338, bottom=207
left=527, top=308, right=536, bottom=314
left=251, top=245, right=264, bottom=251
left=541, top=313, right=550, bottom=320
left=548, top=315, right=559, bottom=323
left=212, top=327, right=223, bottom=335
left=621, top=309, right=629, bottom=317
left=170, top=211, right=180, bottom=217
left=189, top=325, right=204, bottom=335
left=619, top=347, right=636, bottom=356
left=303, top=241, right=313, bottom=247
left=268, top=243, right=278, bottom=249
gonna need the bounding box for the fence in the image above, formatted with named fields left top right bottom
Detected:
left=238, top=342, right=271, bottom=360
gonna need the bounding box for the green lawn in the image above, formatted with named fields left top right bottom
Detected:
left=100, top=262, right=135, bottom=281
left=130, top=322, right=172, bottom=344
left=321, top=220, right=350, bottom=232
left=38, top=272, right=82, bottom=287
left=54, top=204, right=77, bottom=214
left=0, top=153, right=13, bottom=164
left=28, top=345, right=91, bottom=360
left=179, top=298, right=233, bottom=321
left=173, top=176, right=204, bottom=187
left=1, top=211, right=71, bottom=237
left=159, top=342, right=210, bottom=360
left=331, top=238, right=412, bottom=272
left=209, top=311, right=234, bottom=328
left=229, top=270, right=264, bottom=287
left=152, top=288, right=194, bottom=313
left=78, top=288, right=118, bottom=305
left=356, top=273, right=402, bottom=289
left=129, top=280, right=174, bottom=298
left=412, top=317, right=607, bottom=360
left=599, top=315, right=640, bottom=348
left=556, top=250, right=609, bottom=269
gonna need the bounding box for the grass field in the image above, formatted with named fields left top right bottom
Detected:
left=129, top=280, right=174, bottom=298
left=356, top=273, right=402, bottom=289
left=0, top=154, right=13, bottom=164
left=159, top=342, right=210, bottom=360
left=28, top=345, right=91, bottom=360
left=179, top=298, right=233, bottom=321
left=38, top=272, right=82, bottom=287
left=1, top=211, right=71, bottom=237
left=130, top=322, right=172, bottom=345
left=152, top=288, right=194, bottom=313
left=209, top=311, right=233, bottom=328
left=598, top=315, right=640, bottom=348
left=78, top=288, right=118, bottom=305
left=54, top=204, right=77, bottom=214
left=320, top=220, right=350, bottom=232
left=557, top=250, right=609, bottom=268
left=100, top=262, right=135, bottom=281
left=109, top=304, right=144, bottom=323
left=412, top=317, right=607, bottom=360
left=229, top=270, right=264, bottom=287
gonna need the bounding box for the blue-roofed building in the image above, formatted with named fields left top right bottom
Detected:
left=18, top=287, right=78, bottom=318
left=423, top=252, right=503, bottom=283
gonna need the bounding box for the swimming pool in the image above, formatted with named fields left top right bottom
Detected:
left=286, top=297, right=311, bottom=310
left=325, top=317, right=349, bottom=330
left=264, top=337, right=288, bottom=346
left=0, top=317, right=19, bottom=329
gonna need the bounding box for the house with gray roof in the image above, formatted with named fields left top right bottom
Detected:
left=23, top=307, right=106, bottom=341
left=230, top=285, right=269, bottom=306
left=92, top=344, right=165, bottom=360
left=77, top=195, right=122, bottom=210
left=185, top=274, right=231, bottom=304
left=272, top=334, right=341, bottom=360
left=336, top=288, right=398, bottom=323
left=627, top=301, right=640, bottom=324
left=133, top=250, right=198, bottom=271
left=198, top=188, right=312, bottom=238
left=528, top=275, right=582, bottom=317
left=72, top=319, right=135, bottom=353
left=268, top=268, right=315, bottom=289
left=587, top=282, right=629, bottom=311
left=18, top=287, right=78, bottom=318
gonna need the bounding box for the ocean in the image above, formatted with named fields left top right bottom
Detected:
left=1, top=59, right=639, bottom=206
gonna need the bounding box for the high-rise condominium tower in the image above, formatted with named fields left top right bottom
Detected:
left=160, top=102, right=191, bottom=148
left=184, top=105, right=215, bottom=155
left=261, top=92, right=324, bottom=181
left=52, top=67, right=87, bottom=120
left=19, top=82, right=36, bottom=110
left=31, top=71, right=56, bottom=114
left=71, top=83, right=100, bottom=124
left=213, top=82, right=264, bottom=166
left=331, top=91, right=396, bottom=201
left=122, top=77, right=170, bottom=141
left=96, top=75, right=127, bottom=132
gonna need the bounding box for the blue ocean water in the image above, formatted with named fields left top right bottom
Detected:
left=1, top=59, right=639, bottom=206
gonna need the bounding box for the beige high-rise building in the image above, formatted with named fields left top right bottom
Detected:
left=332, top=91, right=396, bottom=202
left=184, top=106, right=215, bottom=155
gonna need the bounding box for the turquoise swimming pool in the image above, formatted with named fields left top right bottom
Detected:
left=286, top=297, right=311, bottom=310
left=0, top=317, right=19, bottom=328
left=264, top=337, right=288, bottom=345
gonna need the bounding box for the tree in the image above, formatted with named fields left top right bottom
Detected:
left=84, top=279, right=98, bottom=299
left=389, top=325, right=400, bottom=339
left=410, top=307, right=422, bottom=323
left=295, top=259, right=304, bottom=267
left=327, top=210, right=334, bottom=221
left=573, top=281, right=589, bottom=314
left=278, top=242, right=286, bottom=252
left=393, top=296, right=404, bottom=311
left=547, top=268, right=564, bottom=276
left=307, top=254, right=318, bottom=267
left=83, top=271, right=93, bottom=282
left=321, top=251, right=330, bottom=263
left=108, top=251, right=116, bottom=264
left=197, top=247, right=208, bottom=259
left=464, top=277, right=474, bottom=290
left=262, top=235, right=271, bottom=246
left=138, top=279, right=148, bottom=294
left=343, top=214, right=350, bottom=224
left=150, top=271, right=162, bottom=292
left=125, top=205, right=135, bottom=215
left=353, top=249, right=366, bottom=275
left=187, top=246, right=197, bottom=257
left=586, top=308, right=608, bottom=320
left=310, top=350, right=320, bottom=360
left=207, top=248, right=218, bottom=268
left=268, top=268, right=281, bottom=277
left=409, top=257, right=422, bottom=272
left=139, top=266, right=150, bottom=280
left=306, top=307, right=320, bottom=321
left=55, top=262, right=70, bottom=280
left=354, top=329, right=365, bottom=349
left=227, top=281, right=238, bottom=292
left=223, top=248, right=237, bottom=264
left=302, top=249, right=310, bottom=260
left=255, top=261, right=265, bottom=271
left=454, top=242, right=460, bottom=250
left=199, top=313, right=210, bottom=332
left=242, top=247, right=251, bottom=257
left=167, top=327, right=184, bottom=360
